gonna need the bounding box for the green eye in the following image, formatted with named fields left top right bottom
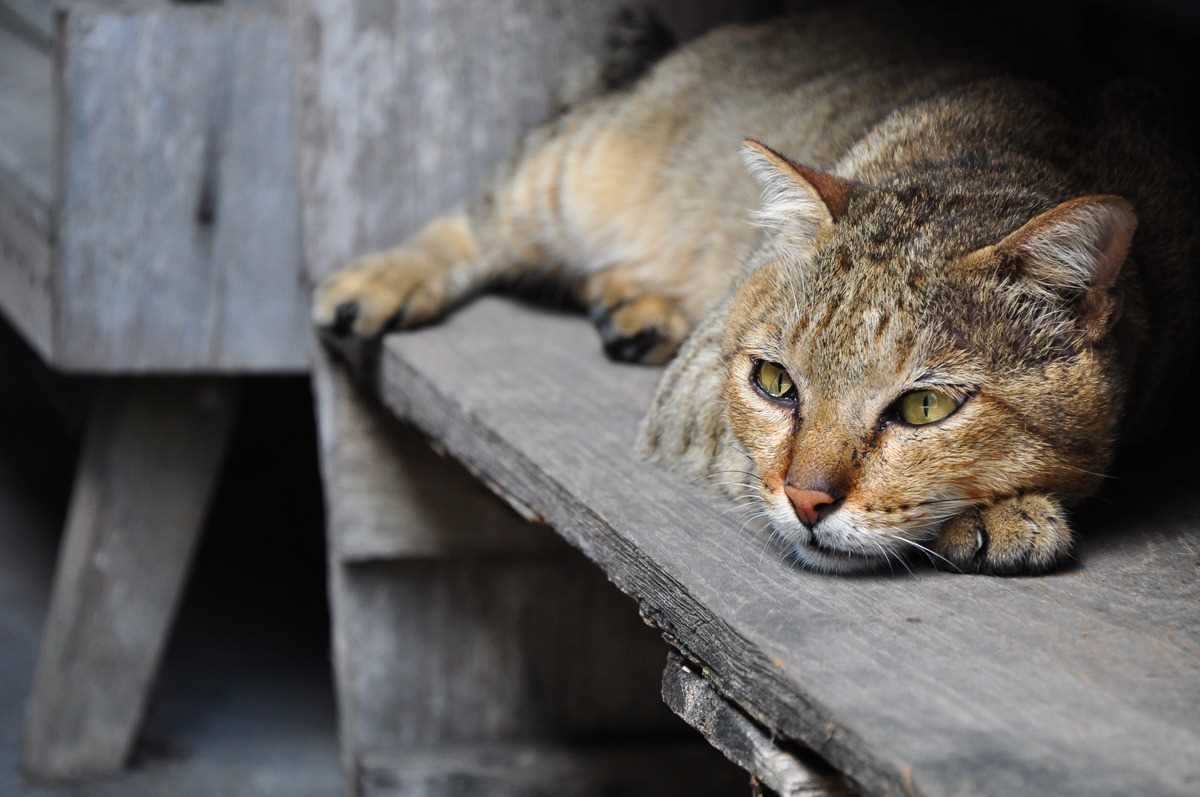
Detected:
left=898, top=389, right=959, bottom=425
left=754, top=360, right=796, bottom=400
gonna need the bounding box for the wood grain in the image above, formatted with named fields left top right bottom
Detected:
left=378, top=297, right=1200, bottom=797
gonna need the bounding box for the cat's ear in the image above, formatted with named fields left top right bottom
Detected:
left=959, top=195, right=1137, bottom=338
left=740, top=138, right=853, bottom=245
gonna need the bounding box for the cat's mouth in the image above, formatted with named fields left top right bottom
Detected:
left=789, top=527, right=888, bottom=573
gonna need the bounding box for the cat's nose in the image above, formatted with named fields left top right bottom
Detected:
left=784, top=486, right=839, bottom=526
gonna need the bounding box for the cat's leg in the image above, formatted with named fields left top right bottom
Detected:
left=934, top=493, right=1073, bottom=575
left=313, top=116, right=585, bottom=339
left=581, top=268, right=692, bottom=365
left=312, top=212, right=499, bottom=338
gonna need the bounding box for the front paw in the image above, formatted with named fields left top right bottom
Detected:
left=935, top=493, right=1073, bottom=575
left=591, top=295, right=690, bottom=365
left=312, top=249, right=449, bottom=339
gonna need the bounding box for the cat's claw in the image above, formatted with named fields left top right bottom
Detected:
left=935, top=493, right=1073, bottom=575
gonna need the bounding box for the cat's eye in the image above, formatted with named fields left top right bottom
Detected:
left=897, top=389, right=959, bottom=425
left=753, top=360, right=796, bottom=401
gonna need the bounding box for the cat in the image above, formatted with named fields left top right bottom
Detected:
left=312, top=7, right=1198, bottom=575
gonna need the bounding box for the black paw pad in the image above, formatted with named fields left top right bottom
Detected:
left=330, top=301, right=359, bottom=337
left=602, top=327, right=662, bottom=363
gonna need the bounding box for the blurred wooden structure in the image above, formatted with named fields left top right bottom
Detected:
left=0, top=0, right=304, bottom=781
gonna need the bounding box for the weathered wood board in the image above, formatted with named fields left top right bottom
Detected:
left=377, top=297, right=1200, bottom=797
left=23, top=380, right=235, bottom=780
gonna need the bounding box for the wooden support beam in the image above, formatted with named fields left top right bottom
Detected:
left=662, top=652, right=851, bottom=797
left=23, top=380, right=235, bottom=780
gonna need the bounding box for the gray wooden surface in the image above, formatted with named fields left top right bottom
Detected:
left=662, top=652, right=852, bottom=797
left=51, top=2, right=307, bottom=372
left=0, top=23, right=53, bottom=359
left=23, top=381, right=235, bottom=780
left=377, top=297, right=1200, bottom=797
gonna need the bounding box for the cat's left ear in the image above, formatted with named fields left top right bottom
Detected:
left=960, top=195, right=1137, bottom=339
left=740, top=139, right=854, bottom=247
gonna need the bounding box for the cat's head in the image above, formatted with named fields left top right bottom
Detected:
left=644, top=140, right=1138, bottom=573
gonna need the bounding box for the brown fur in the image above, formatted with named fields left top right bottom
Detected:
left=313, top=8, right=1198, bottom=575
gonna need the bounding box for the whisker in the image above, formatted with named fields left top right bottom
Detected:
left=892, top=535, right=960, bottom=573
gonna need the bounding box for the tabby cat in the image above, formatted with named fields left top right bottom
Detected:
left=313, top=8, right=1197, bottom=575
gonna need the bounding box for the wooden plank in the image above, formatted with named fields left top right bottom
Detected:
left=55, top=3, right=307, bottom=372
left=662, top=652, right=852, bottom=797
left=0, top=24, right=54, bottom=360
left=357, top=741, right=751, bottom=797
left=377, top=297, right=1200, bottom=797
left=23, top=380, right=235, bottom=780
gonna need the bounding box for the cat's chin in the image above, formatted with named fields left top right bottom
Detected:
left=771, top=514, right=897, bottom=574
left=786, top=537, right=889, bottom=575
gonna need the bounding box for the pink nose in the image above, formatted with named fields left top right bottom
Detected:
left=785, top=486, right=837, bottom=526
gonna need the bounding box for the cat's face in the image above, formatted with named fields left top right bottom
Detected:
left=718, top=142, right=1135, bottom=572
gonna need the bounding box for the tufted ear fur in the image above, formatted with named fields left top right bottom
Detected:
left=958, top=195, right=1137, bottom=339
left=740, top=138, right=854, bottom=249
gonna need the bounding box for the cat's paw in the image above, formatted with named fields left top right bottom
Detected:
left=313, top=249, right=449, bottom=339
left=934, top=493, right=1073, bottom=575
left=591, top=295, right=690, bottom=365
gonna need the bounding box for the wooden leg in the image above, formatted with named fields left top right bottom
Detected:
left=22, top=380, right=236, bottom=781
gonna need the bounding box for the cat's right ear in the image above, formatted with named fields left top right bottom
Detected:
left=740, top=139, right=853, bottom=247
left=958, top=195, right=1137, bottom=340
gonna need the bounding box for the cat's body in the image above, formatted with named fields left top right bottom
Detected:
left=314, top=9, right=1198, bottom=574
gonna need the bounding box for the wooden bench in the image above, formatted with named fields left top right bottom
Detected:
left=0, top=0, right=305, bottom=780
left=370, top=295, right=1200, bottom=797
